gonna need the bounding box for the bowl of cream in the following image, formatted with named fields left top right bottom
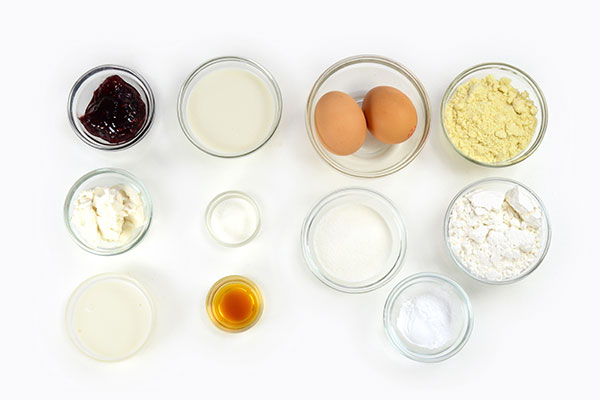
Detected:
left=178, top=56, right=283, bottom=158
left=64, top=168, right=152, bottom=256
left=301, top=187, right=407, bottom=293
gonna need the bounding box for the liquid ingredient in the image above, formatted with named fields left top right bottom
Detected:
left=70, top=184, right=146, bottom=248
left=314, top=91, right=367, bottom=155
left=79, top=75, right=147, bottom=145
left=313, top=203, right=392, bottom=284
left=362, top=86, right=417, bottom=144
left=444, top=75, right=538, bottom=163
left=207, top=276, right=263, bottom=333
left=186, top=68, right=276, bottom=154
left=69, top=277, right=153, bottom=360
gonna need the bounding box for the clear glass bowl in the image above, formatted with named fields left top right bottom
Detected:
left=205, top=191, right=261, bottom=247
left=206, top=275, right=264, bottom=333
left=64, top=168, right=153, bottom=256
left=441, top=62, right=548, bottom=167
left=177, top=56, right=283, bottom=158
left=301, top=187, right=407, bottom=293
left=67, top=64, right=155, bottom=151
left=383, top=273, right=473, bottom=363
left=66, top=273, right=155, bottom=362
left=444, top=177, right=551, bottom=284
left=305, top=55, right=431, bottom=178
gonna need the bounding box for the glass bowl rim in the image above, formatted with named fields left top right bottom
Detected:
left=383, top=272, right=474, bottom=363
left=440, top=62, right=548, bottom=167
left=301, top=186, right=407, bottom=293
left=443, top=177, right=552, bottom=284
left=305, top=54, right=431, bottom=178
left=177, top=56, right=283, bottom=158
left=65, top=273, right=155, bottom=362
left=204, top=190, right=262, bottom=247
left=67, top=64, right=156, bottom=151
left=63, top=167, right=153, bottom=256
left=205, top=274, right=264, bottom=333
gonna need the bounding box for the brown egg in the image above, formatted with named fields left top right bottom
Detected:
left=362, top=86, right=418, bottom=144
left=314, top=91, right=367, bottom=156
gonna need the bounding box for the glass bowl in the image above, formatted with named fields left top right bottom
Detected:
left=177, top=56, right=283, bottom=158
left=441, top=62, right=548, bottom=167
left=305, top=55, right=431, bottom=178
left=205, top=191, right=261, bottom=247
left=66, top=273, right=155, bottom=362
left=301, top=187, right=407, bottom=293
left=206, top=275, right=264, bottom=333
left=383, top=273, right=473, bottom=363
left=68, top=64, right=155, bottom=151
left=444, top=177, right=551, bottom=284
left=64, top=168, right=153, bottom=256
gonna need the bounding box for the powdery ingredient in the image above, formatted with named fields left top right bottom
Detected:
left=71, top=185, right=145, bottom=248
left=313, top=204, right=392, bottom=284
left=398, top=290, right=454, bottom=350
left=445, top=75, right=538, bottom=163
left=448, top=186, right=543, bottom=281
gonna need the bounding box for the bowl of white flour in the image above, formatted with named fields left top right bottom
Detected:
left=444, top=177, right=551, bottom=284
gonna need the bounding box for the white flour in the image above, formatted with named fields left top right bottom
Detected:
left=313, top=204, right=392, bottom=284
left=448, top=186, right=543, bottom=281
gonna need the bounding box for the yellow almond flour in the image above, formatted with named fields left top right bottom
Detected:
left=444, top=75, right=538, bottom=163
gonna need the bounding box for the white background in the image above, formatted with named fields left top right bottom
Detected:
left=2, top=0, right=598, bottom=398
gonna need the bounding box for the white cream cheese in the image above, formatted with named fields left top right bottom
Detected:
left=71, top=184, right=145, bottom=248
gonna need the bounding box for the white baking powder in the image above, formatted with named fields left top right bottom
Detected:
left=448, top=186, right=543, bottom=281
left=313, top=204, right=392, bottom=283
left=398, top=289, right=455, bottom=350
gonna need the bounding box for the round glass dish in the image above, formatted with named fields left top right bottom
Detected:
left=444, top=177, right=551, bottom=284
left=301, top=187, right=407, bottom=293
left=441, top=62, right=548, bottom=167
left=206, top=275, right=264, bottom=333
left=306, top=55, right=431, bottom=178
left=383, top=273, right=473, bottom=363
left=205, top=191, right=261, bottom=247
left=177, top=56, right=283, bottom=158
left=64, top=168, right=153, bottom=256
left=66, top=273, right=154, bottom=362
left=68, top=64, right=155, bottom=151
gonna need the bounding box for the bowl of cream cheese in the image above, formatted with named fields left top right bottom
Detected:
left=64, top=168, right=153, bottom=255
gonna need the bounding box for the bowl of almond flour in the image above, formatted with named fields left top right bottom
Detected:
left=444, top=177, right=551, bottom=284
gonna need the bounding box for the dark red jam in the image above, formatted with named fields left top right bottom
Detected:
left=79, top=75, right=147, bottom=145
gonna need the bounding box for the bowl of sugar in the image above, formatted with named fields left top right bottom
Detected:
left=301, top=187, right=406, bottom=293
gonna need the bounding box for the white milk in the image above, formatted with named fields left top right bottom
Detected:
left=186, top=68, right=276, bottom=154
left=70, top=278, right=153, bottom=360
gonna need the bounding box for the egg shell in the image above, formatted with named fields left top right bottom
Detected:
left=314, top=91, right=367, bottom=156
left=362, top=86, right=417, bottom=144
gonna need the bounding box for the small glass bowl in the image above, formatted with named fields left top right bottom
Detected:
left=444, top=177, right=551, bottom=284
left=306, top=55, right=431, bottom=178
left=206, top=275, right=264, bottom=333
left=301, top=187, right=407, bottom=293
left=64, top=168, right=153, bottom=256
left=205, top=191, right=261, bottom=247
left=177, top=56, right=283, bottom=158
left=441, top=62, right=548, bottom=167
left=66, top=273, right=155, bottom=362
left=383, top=273, right=473, bottom=363
left=68, top=64, right=155, bottom=151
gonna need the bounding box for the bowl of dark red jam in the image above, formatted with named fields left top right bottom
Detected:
left=68, top=65, right=155, bottom=151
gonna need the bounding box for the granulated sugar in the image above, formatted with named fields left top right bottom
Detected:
left=313, top=203, right=392, bottom=284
